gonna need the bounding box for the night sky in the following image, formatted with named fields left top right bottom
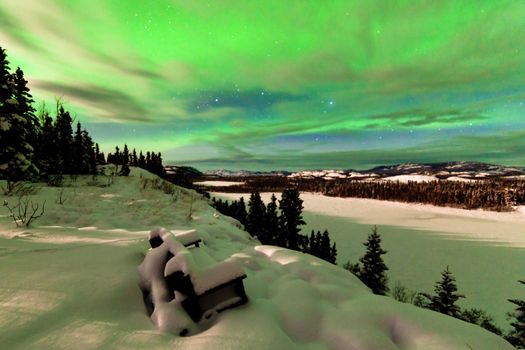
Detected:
left=1, top=1, right=524, bottom=170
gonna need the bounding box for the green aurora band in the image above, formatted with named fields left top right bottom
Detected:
left=1, top=0, right=524, bottom=170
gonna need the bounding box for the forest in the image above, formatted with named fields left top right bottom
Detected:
left=196, top=176, right=525, bottom=212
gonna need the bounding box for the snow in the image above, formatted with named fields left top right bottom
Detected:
left=194, top=181, right=245, bottom=187
left=445, top=176, right=477, bottom=182
left=0, top=169, right=514, bottom=349
left=381, top=175, right=438, bottom=183
left=173, top=229, right=201, bottom=247
left=189, top=258, right=246, bottom=295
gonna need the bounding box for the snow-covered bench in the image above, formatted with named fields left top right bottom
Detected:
left=149, top=228, right=202, bottom=249
left=164, top=255, right=248, bottom=322
left=140, top=228, right=248, bottom=326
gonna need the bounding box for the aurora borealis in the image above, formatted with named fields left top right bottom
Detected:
left=1, top=1, right=524, bottom=170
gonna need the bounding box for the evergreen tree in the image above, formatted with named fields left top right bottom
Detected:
left=278, top=188, right=305, bottom=250
left=55, top=105, right=74, bottom=174
left=263, top=193, right=279, bottom=245
left=506, top=280, right=525, bottom=347
left=247, top=191, right=266, bottom=239
left=73, top=122, right=84, bottom=174
left=36, top=112, right=59, bottom=175
left=427, top=266, right=464, bottom=317
left=94, top=143, right=106, bottom=164
left=235, top=197, right=248, bottom=226
left=114, top=146, right=121, bottom=165
left=330, top=241, right=338, bottom=264
left=359, top=226, right=389, bottom=295
left=13, top=67, right=39, bottom=175
left=307, top=230, right=316, bottom=255
left=320, top=229, right=331, bottom=261
left=81, top=129, right=96, bottom=174
left=146, top=151, right=151, bottom=170
left=138, top=151, right=146, bottom=168
left=0, top=47, right=13, bottom=173
left=120, top=144, right=130, bottom=176
left=131, top=148, right=138, bottom=166
left=0, top=62, right=39, bottom=180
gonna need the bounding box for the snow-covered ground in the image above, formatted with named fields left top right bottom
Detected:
left=193, top=181, right=245, bottom=187
left=0, top=170, right=514, bottom=349
left=213, top=192, right=525, bottom=330
left=380, top=175, right=438, bottom=183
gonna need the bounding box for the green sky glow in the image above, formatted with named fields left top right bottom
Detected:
left=1, top=0, right=524, bottom=170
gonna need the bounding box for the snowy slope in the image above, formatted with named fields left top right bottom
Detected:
left=0, top=168, right=514, bottom=349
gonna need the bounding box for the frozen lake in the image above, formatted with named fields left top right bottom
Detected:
left=212, top=192, right=525, bottom=330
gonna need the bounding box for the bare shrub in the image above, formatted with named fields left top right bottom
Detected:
left=1, top=181, right=39, bottom=196
left=392, top=281, right=420, bottom=304
left=55, top=188, right=68, bottom=205
left=47, top=174, right=64, bottom=187
left=3, top=196, right=46, bottom=227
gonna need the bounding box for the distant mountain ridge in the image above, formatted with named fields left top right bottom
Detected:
left=201, top=169, right=291, bottom=177
left=195, top=162, right=525, bottom=180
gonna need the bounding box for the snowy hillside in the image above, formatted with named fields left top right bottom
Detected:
left=0, top=168, right=514, bottom=349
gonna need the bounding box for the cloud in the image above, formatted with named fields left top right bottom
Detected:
left=177, top=130, right=525, bottom=171
left=32, top=80, right=151, bottom=122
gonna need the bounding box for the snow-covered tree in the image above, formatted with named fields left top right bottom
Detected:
left=0, top=50, right=39, bottom=180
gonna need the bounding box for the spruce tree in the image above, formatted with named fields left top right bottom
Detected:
left=247, top=191, right=266, bottom=239
left=263, top=193, right=279, bottom=245
left=428, top=266, right=464, bottom=317
left=359, top=226, right=389, bottom=295
left=36, top=112, right=59, bottom=175
left=235, top=197, right=248, bottom=226
left=81, top=129, right=96, bottom=174
left=55, top=105, right=74, bottom=174
left=506, top=280, right=525, bottom=347
left=73, top=122, right=84, bottom=174
left=131, top=148, right=138, bottom=166
left=0, top=47, right=13, bottom=171
left=0, top=64, right=39, bottom=180
left=307, top=230, right=316, bottom=255
left=0, top=49, right=39, bottom=180
left=138, top=151, right=145, bottom=168
left=278, top=188, right=305, bottom=250
left=13, top=67, right=39, bottom=174
left=320, top=229, right=331, bottom=261
left=330, top=242, right=338, bottom=264
left=120, top=144, right=130, bottom=176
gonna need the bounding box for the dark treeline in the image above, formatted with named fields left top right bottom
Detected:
left=106, top=144, right=165, bottom=178
left=198, top=176, right=525, bottom=212
left=0, top=46, right=166, bottom=182
left=212, top=189, right=337, bottom=264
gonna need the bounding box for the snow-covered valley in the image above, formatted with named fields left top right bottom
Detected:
left=0, top=169, right=516, bottom=349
